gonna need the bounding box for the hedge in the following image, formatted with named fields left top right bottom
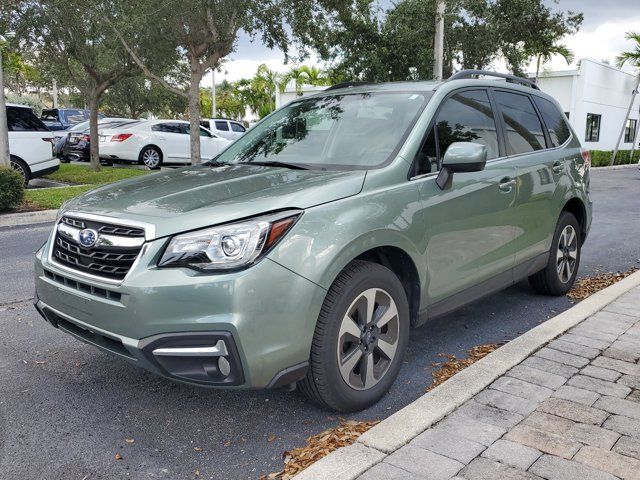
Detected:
left=0, top=167, right=25, bottom=212
left=590, top=149, right=640, bottom=167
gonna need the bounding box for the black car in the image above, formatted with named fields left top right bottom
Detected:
left=41, top=108, right=103, bottom=131
left=61, top=119, right=137, bottom=162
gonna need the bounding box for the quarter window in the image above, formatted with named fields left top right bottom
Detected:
left=230, top=122, right=246, bottom=132
left=624, top=119, right=637, bottom=143
left=215, top=121, right=229, bottom=131
left=585, top=113, right=601, bottom=142
left=532, top=96, right=571, bottom=147
left=493, top=91, right=545, bottom=155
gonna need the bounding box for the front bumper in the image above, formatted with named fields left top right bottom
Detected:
left=34, top=231, right=326, bottom=389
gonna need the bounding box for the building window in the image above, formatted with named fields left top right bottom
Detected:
left=585, top=113, right=601, bottom=142
left=624, top=119, right=637, bottom=143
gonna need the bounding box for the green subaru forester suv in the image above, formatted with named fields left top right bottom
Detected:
left=34, top=71, right=592, bottom=412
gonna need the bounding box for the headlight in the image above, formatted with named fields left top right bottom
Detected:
left=158, top=210, right=302, bottom=271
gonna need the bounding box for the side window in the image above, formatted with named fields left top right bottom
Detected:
left=215, top=120, right=230, bottom=131
left=200, top=120, right=210, bottom=129
left=230, top=122, right=245, bottom=132
left=532, top=96, right=571, bottom=147
left=7, top=107, right=49, bottom=132
left=493, top=91, right=545, bottom=155
left=412, top=90, right=498, bottom=176
left=199, top=127, right=212, bottom=137
left=151, top=124, right=165, bottom=132
left=585, top=113, right=601, bottom=142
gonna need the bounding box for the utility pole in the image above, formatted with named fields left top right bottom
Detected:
left=0, top=35, right=11, bottom=167
left=52, top=79, right=58, bottom=109
left=211, top=69, right=216, bottom=118
left=433, top=0, right=445, bottom=81
left=611, top=76, right=640, bottom=165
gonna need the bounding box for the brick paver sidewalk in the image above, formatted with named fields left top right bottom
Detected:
left=360, top=286, right=640, bottom=480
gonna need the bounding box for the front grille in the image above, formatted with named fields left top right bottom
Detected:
left=43, top=269, right=122, bottom=301
left=52, top=216, right=145, bottom=281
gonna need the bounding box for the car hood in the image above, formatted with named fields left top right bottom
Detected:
left=62, top=164, right=366, bottom=238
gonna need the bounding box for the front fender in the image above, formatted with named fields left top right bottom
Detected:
left=267, top=180, right=425, bottom=294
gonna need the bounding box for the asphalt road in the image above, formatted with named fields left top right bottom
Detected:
left=1, top=167, right=639, bottom=480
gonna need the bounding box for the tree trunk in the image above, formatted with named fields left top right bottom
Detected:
left=611, top=76, right=640, bottom=166
left=87, top=91, right=101, bottom=172
left=188, top=72, right=202, bottom=165
left=535, top=56, right=541, bottom=82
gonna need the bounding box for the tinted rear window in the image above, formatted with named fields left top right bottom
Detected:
left=493, top=91, right=545, bottom=155
left=532, top=96, right=571, bottom=147
left=215, top=121, right=229, bottom=131
left=7, top=107, right=49, bottom=132
left=230, top=122, right=245, bottom=132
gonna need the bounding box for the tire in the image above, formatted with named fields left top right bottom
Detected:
left=529, top=211, right=581, bottom=296
left=10, top=156, right=30, bottom=187
left=139, top=146, right=162, bottom=170
left=299, top=260, right=410, bottom=412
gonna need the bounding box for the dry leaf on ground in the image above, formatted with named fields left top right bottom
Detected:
left=261, top=418, right=379, bottom=480
left=114, top=453, right=123, bottom=460
left=427, top=343, right=504, bottom=392
left=567, top=268, right=638, bottom=301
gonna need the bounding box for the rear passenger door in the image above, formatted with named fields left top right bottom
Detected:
left=491, top=90, right=566, bottom=272
left=412, top=89, right=518, bottom=311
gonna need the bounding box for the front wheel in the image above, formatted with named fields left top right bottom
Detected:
left=299, top=260, right=409, bottom=412
left=529, top=211, right=581, bottom=295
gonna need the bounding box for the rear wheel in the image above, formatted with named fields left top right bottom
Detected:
left=10, top=156, right=30, bottom=187
left=299, top=261, right=409, bottom=412
left=529, top=211, right=581, bottom=295
left=139, top=146, right=162, bottom=170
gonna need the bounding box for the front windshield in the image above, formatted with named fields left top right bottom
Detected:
left=215, top=91, right=430, bottom=170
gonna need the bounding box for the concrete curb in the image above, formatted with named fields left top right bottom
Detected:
left=0, top=209, right=57, bottom=228
left=294, top=270, right=640, bottom=480
left=591, top=163, right=638, bottom=171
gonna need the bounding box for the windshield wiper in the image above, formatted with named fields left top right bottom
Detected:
left=244, top=161, right=309, bottom=170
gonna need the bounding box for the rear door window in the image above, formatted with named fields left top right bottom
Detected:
left=215, top=120, right=230, bottom=131
left=7, top=106, right=49, bottom=132
left=230, top=122, right=245, bottom=133
left=493, top=91, right=546, bottom=155
left=532, top=96, right=571, bottom=147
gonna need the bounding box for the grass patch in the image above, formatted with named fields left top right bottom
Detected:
left=17, top=164, right=152, bottom=211
left=43, top=163, right=149, bottom=185
left=23, top=185, right=95, bottom=210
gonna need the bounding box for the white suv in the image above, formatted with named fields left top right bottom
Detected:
left=200, top=118, right=246, bottom=140
left=7, top=104, right=59, bottom=185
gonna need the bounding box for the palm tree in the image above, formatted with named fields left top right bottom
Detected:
left=611, top=31, right=640, bottom=165
left=534, top=43, right=574, bottom=82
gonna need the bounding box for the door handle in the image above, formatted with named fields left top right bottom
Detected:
left=499, top=177, right=516, bottom=192
left=552, top=161, right=563, bottom=174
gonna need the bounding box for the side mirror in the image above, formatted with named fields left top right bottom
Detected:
left=436, top=142, right=487, bottom=190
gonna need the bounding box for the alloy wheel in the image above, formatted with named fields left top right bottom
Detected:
left=10, top=161, right=28, bottom=185
left=336, top=288, right=400, bottom=390
left=142, top=149, right=160, bottom=168
left=556, top=224, right=578, bottom=283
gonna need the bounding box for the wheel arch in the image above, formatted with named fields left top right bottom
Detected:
left=138, top=144, right=164, bottom=161
left=9, top=154, right=31, bottom=178
left=561, top=197, right=587, bottom=242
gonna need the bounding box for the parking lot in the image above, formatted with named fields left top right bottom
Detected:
left=0, top=167, right=639, bottom=480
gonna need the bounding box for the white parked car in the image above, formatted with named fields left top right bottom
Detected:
left=200, top=118, right=247, bottom=140
left=98, top=120, right=230, bottom=169
left=7, top=103, right=59, bottom=185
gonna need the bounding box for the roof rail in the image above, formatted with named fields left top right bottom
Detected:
left=325, top=81, right=376, bottom=91
left=447, top=69, right=540, bottom=90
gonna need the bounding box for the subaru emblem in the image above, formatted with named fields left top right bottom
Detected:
left=78, top=228, right=99, bottom=248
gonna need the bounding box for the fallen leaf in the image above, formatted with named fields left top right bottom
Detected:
left=194, top=469, right=200, bottom=477
left=567, top=268, right=638, bottom=301
left=260, top=418, right=379, bottom=479
left=223, top=441, right=231, bottom=447
left=268, top=435, right=276, bottom=442
left=125, top=438, right=134, bottom=444
left=34, top=361, right=47, bottom=365
left=194, top=447, right=203, bottom=452
left=115, top=453, right=123, bottom=460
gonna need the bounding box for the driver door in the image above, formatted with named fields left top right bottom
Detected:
left=412, top=89, right=518, bottom=314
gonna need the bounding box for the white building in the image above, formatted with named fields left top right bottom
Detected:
left=533, top=58, right=639, bottom=151
left=275, top=84, right=329, bottom=109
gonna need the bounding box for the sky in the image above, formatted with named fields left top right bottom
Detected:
left=201, top=0, right=640, bottom=86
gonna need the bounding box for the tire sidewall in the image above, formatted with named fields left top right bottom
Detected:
left=10, top=158, right=30, bottom=187
left=141, top=147, right=162, bottom=169
left=316, top=263, right=410, bottom=412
